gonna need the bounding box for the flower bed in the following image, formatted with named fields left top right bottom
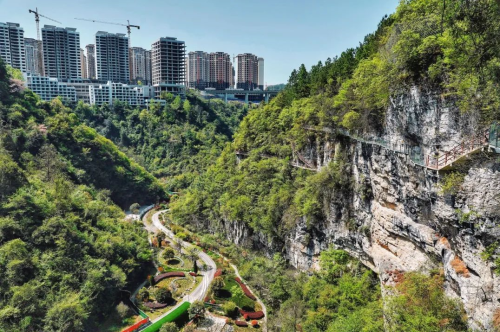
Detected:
left=214, top=269, right=222, bottom=277
left=240, top=310, right=264, bottom=320
left=144, top=302, right=169, bottom=309
left=121, top=318, right=150, bottom=332
left=235, top=320, right=248, bottom=327
left=234, top=278, right=257, bottom=300
left=154, top=272, right=185, bottom=283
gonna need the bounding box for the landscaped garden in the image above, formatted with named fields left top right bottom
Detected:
left=132, top=229, right=204, bottom=322
left=155, top=211, right=265, bottom=330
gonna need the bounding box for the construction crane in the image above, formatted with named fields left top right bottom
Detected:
left=75, top=18, right=140, bottom=47
left=29, top=7, right=62, bottom=41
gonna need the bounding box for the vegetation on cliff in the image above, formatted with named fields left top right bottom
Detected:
left=0, top=60, right=156, bottom=332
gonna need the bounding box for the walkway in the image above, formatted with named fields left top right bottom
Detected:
left=237, top=125, right=499, bottom=173
left=157, top=211, right=268, bottom=332
left=150, top=210, right=217, bottom=323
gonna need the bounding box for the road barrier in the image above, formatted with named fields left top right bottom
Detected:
left=141, top=302, right=191, bottom=332
left=121, top=318, right=150, bottom=332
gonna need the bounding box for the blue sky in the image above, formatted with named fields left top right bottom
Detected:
left=0, top=0, right=399, bottom=85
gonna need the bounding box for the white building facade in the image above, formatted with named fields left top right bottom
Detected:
left=24, top=73, right=77, bottom=102
left=0, top=22, right=26, bottom=72
left=42, top=26, right=81, bottom=79
left=95, top=31, right=129, bottom=83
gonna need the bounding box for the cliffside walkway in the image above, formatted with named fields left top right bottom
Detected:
left=236, top=123, right=500, bottom=172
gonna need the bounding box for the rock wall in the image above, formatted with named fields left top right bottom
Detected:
left=283, top=86, right=500, bottom=331
left=208, top=86, right=500, bottom=330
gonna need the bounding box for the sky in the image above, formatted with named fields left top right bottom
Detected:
left=0, top=0, right=399, bottom=85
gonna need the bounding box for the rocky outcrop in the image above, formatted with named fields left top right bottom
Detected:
left=282, top=86, right=500, bottom=331
left=206, top=86, right=500, bottom=330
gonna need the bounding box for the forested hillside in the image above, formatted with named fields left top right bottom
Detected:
left=74, top=91, right=247, bottom=190
left=169, top=0, right=500, bottom=330
left=172, top=0, right=500, bottom=250
left=0, top=60, right=158, bottom=332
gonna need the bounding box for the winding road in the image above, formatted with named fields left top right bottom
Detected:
left=136, top=209, right=267, bottom=331
left=148, top=210, right=217, bottom=323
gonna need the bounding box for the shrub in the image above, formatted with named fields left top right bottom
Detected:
left=240, top=310, right=265, bottom=320
left=222, top=301, right=238, bottom=317
left=341, top=110, right=361, bottom=130
left=155, top=288, right=172, bottom=304
left=251, top=320, right=258, bottom=327
left=235, top=320, right=248, bottom=327
left=159, top=322, right=179, bottom=332
left=138, top=288, right=149, bottom=302
left=234, top=277, right=257, bottom=300
left=439, top=172, right=465, bottom=196
left=116, top=302, right=132, bottom=319
left=214, top=268, right=223, bottom=277
left=163, top=247, right=175, bottom=260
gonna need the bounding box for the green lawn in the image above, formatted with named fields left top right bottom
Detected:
left=214, top=276, right=256, bottom=311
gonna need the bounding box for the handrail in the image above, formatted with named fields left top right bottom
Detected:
left=237, top=124, right=496, bottom=173
left=425, top=129, right=489, bottom=170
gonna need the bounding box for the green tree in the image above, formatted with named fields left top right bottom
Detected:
left=163, top=247, right=176, bottom=260
left=138, top=288, right=149, bottom=302
left=185, top=245, right=200, bottom=267
left=155, top=288, right=172, bottom=303
left=222, top=301, right=237, bottom=317
left=44, top=294, right=87, bottom=332
left=116, top=302, right=132, bottom=319
left=188, top=300, right=205, bottom=320
left=129, top=203, right=140, bottom=214
left=212, top=276, right=225, bottom=296
left=171, top=95, right=182, bottom=111
left=159, top=322, right=179, bottom=332
left=384, top=272, right=467, bottom=332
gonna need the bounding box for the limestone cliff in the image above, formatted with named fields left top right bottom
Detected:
left=218, top=86, right=500, bottom=330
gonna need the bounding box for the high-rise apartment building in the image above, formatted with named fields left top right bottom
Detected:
left=95, top=31, right=129, bottom=83
left=209, top=52, right=233, bottom=90
left=0, top=22, right=26, bottom=72
left=236, top=53, right=259, bottom=90
left=151, top=37, right=186, bottom=96
left=257, top=57, right=264, bottom=90
left=25, top=38, right=43, bottom=75
left=80, top=48, right=87, bottom=79
left=187, top=51, right=210, bottom=90
left=42, top=25, right=80, bottom=79
left=85, top=44, right=96, bottom=79
left=130, top=47, right=152, bottom=84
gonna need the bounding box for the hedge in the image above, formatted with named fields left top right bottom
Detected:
left=144, top=302, right=169, bottom=309
left=234, top=277, right=257, bottom=301
left=235, top=320, right=248, bottom=327
left=154, top=272, right=185, bottom=283
left=240, top=310, right=265, bottom=320
left=142, top=302, right=191, bottom=332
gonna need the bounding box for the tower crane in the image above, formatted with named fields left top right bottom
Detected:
left=29, top=7, right=62, bottom=41
left=74, top=18, right=140, bottom=47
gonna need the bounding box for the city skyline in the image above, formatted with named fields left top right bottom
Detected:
left=0, top=0, right=399, bottom=85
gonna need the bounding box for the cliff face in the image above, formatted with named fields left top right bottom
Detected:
left=212, top=87, right=500, bottom=330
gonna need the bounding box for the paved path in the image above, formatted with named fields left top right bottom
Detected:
left=149, top=210, right=217, bottom=323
